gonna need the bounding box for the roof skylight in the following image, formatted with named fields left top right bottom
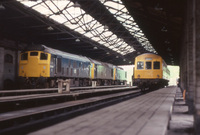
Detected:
left=99, top=0, right=157, bottom=53
left=17, top=0, right=136, bottom=55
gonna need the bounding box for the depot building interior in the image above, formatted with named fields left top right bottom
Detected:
left=1, top=0, right=200, bottom=134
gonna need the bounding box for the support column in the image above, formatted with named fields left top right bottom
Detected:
left=186, top=0, right=195, bottom=114
left=0, top=47, right=4, bottom=90
left=180, top=10, right=187, bottom=94
left=194, top=0, right=200, bottom=134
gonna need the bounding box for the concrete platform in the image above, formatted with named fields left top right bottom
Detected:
left=29, top=86, right=177, bottom=135
left=167, top=88, right=194, bottom=135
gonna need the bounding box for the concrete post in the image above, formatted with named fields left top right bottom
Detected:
left=92, top=81, right=96, bottom=87
left=58, top=79, right=63, bottom=94
left=58, top=79, right=70, bottom=93
left=65, top=79, right=70, bottom=93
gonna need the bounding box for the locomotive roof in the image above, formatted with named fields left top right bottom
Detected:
left=101, top=62, right=114, bottom=68
left=88, top=58, right=103, bottom=65
left=24, top=44, right=124, bottom=68
left=116, top=66, right=124, bottom=70
left=136, top=53, right=163, bottom=60
left=137, top=53, right=161, bottom=57
left=136, top=53, right=169, bottom=67
left=42, top=45, right=91, bottom=63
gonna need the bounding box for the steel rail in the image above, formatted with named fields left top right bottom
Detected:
left=0, top=87, right=137, bottom=113
left=0, top=89, right=141, bottom=135
left=0, top=85, right=132, bottom=97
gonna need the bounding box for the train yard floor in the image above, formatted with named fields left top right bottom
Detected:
left=28, top=86, right=179, bottom=135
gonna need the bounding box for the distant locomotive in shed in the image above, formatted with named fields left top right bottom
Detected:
left=18, top=45, right=127, bottom=88
left=132, top=53, right=170, bottom=91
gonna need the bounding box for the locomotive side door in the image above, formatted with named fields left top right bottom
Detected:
left=50, top=54, right=57, bottom=76
left=51, top=55, right=62, bottom=76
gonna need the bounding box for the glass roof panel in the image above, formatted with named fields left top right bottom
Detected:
left=32, top=4, right=52, bottom=15
left=18, top=1, right=41, bottom=7
left=100, top=0, right=157, bottom=53
left=51, top=15, right=66, bottom=24
left=91, top=37, right=100, bottom=42
left=108, top=8, right=118, bottom=14
left=17, top=0, right=135, bottom=55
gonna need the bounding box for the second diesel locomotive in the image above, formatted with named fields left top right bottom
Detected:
left=18, top=45, right=127, bottom=88
left=132, top=53, right=170, bottom=91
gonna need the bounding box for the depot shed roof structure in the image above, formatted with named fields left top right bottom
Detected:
left=0, top=0, right=185, bottom=65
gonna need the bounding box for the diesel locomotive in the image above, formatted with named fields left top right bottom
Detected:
left=18, top=45, right=127, bottom=88
left=132, top=53, right=170, bottom=91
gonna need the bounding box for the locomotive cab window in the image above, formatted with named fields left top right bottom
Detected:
left=40, top=53, right=48, bottom=60
left=146, top=62, right=152, bottom=69
left=30, top=52, right=38, bottom=56
left=21, top=53, right=28, bottom=60
left=154, top=61, right=160, bottom=69
left=137, top=61, right=144, bottom=69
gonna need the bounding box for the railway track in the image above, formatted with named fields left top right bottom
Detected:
left=0, top=85, right=128, bottom=97
left=0, top=88, right=141, bottom=135
left=0, top=87, right=136, bottom=113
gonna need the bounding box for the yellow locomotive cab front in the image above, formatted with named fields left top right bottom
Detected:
left=133, top=53, right=170, bottom=90
left=134, top=54, right=163, bottom=79
left=19, top=51, right=51, bottom=78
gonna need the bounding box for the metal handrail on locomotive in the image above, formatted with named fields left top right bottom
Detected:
left=18, top=45, right=127, bottom=88
left=132, top=53, right=170, bottom=90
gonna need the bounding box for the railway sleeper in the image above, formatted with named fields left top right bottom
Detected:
left=0, top=90, right=141, bottom=135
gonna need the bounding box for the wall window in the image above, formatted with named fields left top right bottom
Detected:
left=40, top=53, right=48, bottom=60
left=4, top=54, right=13, bottom=63
left=21, top=53, right=28, bottom=60
left=137, top=61, right=144, bottom=69
left=146, top=62, right=152, bottom=69
left=154, top=61, right=160, bottom=69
